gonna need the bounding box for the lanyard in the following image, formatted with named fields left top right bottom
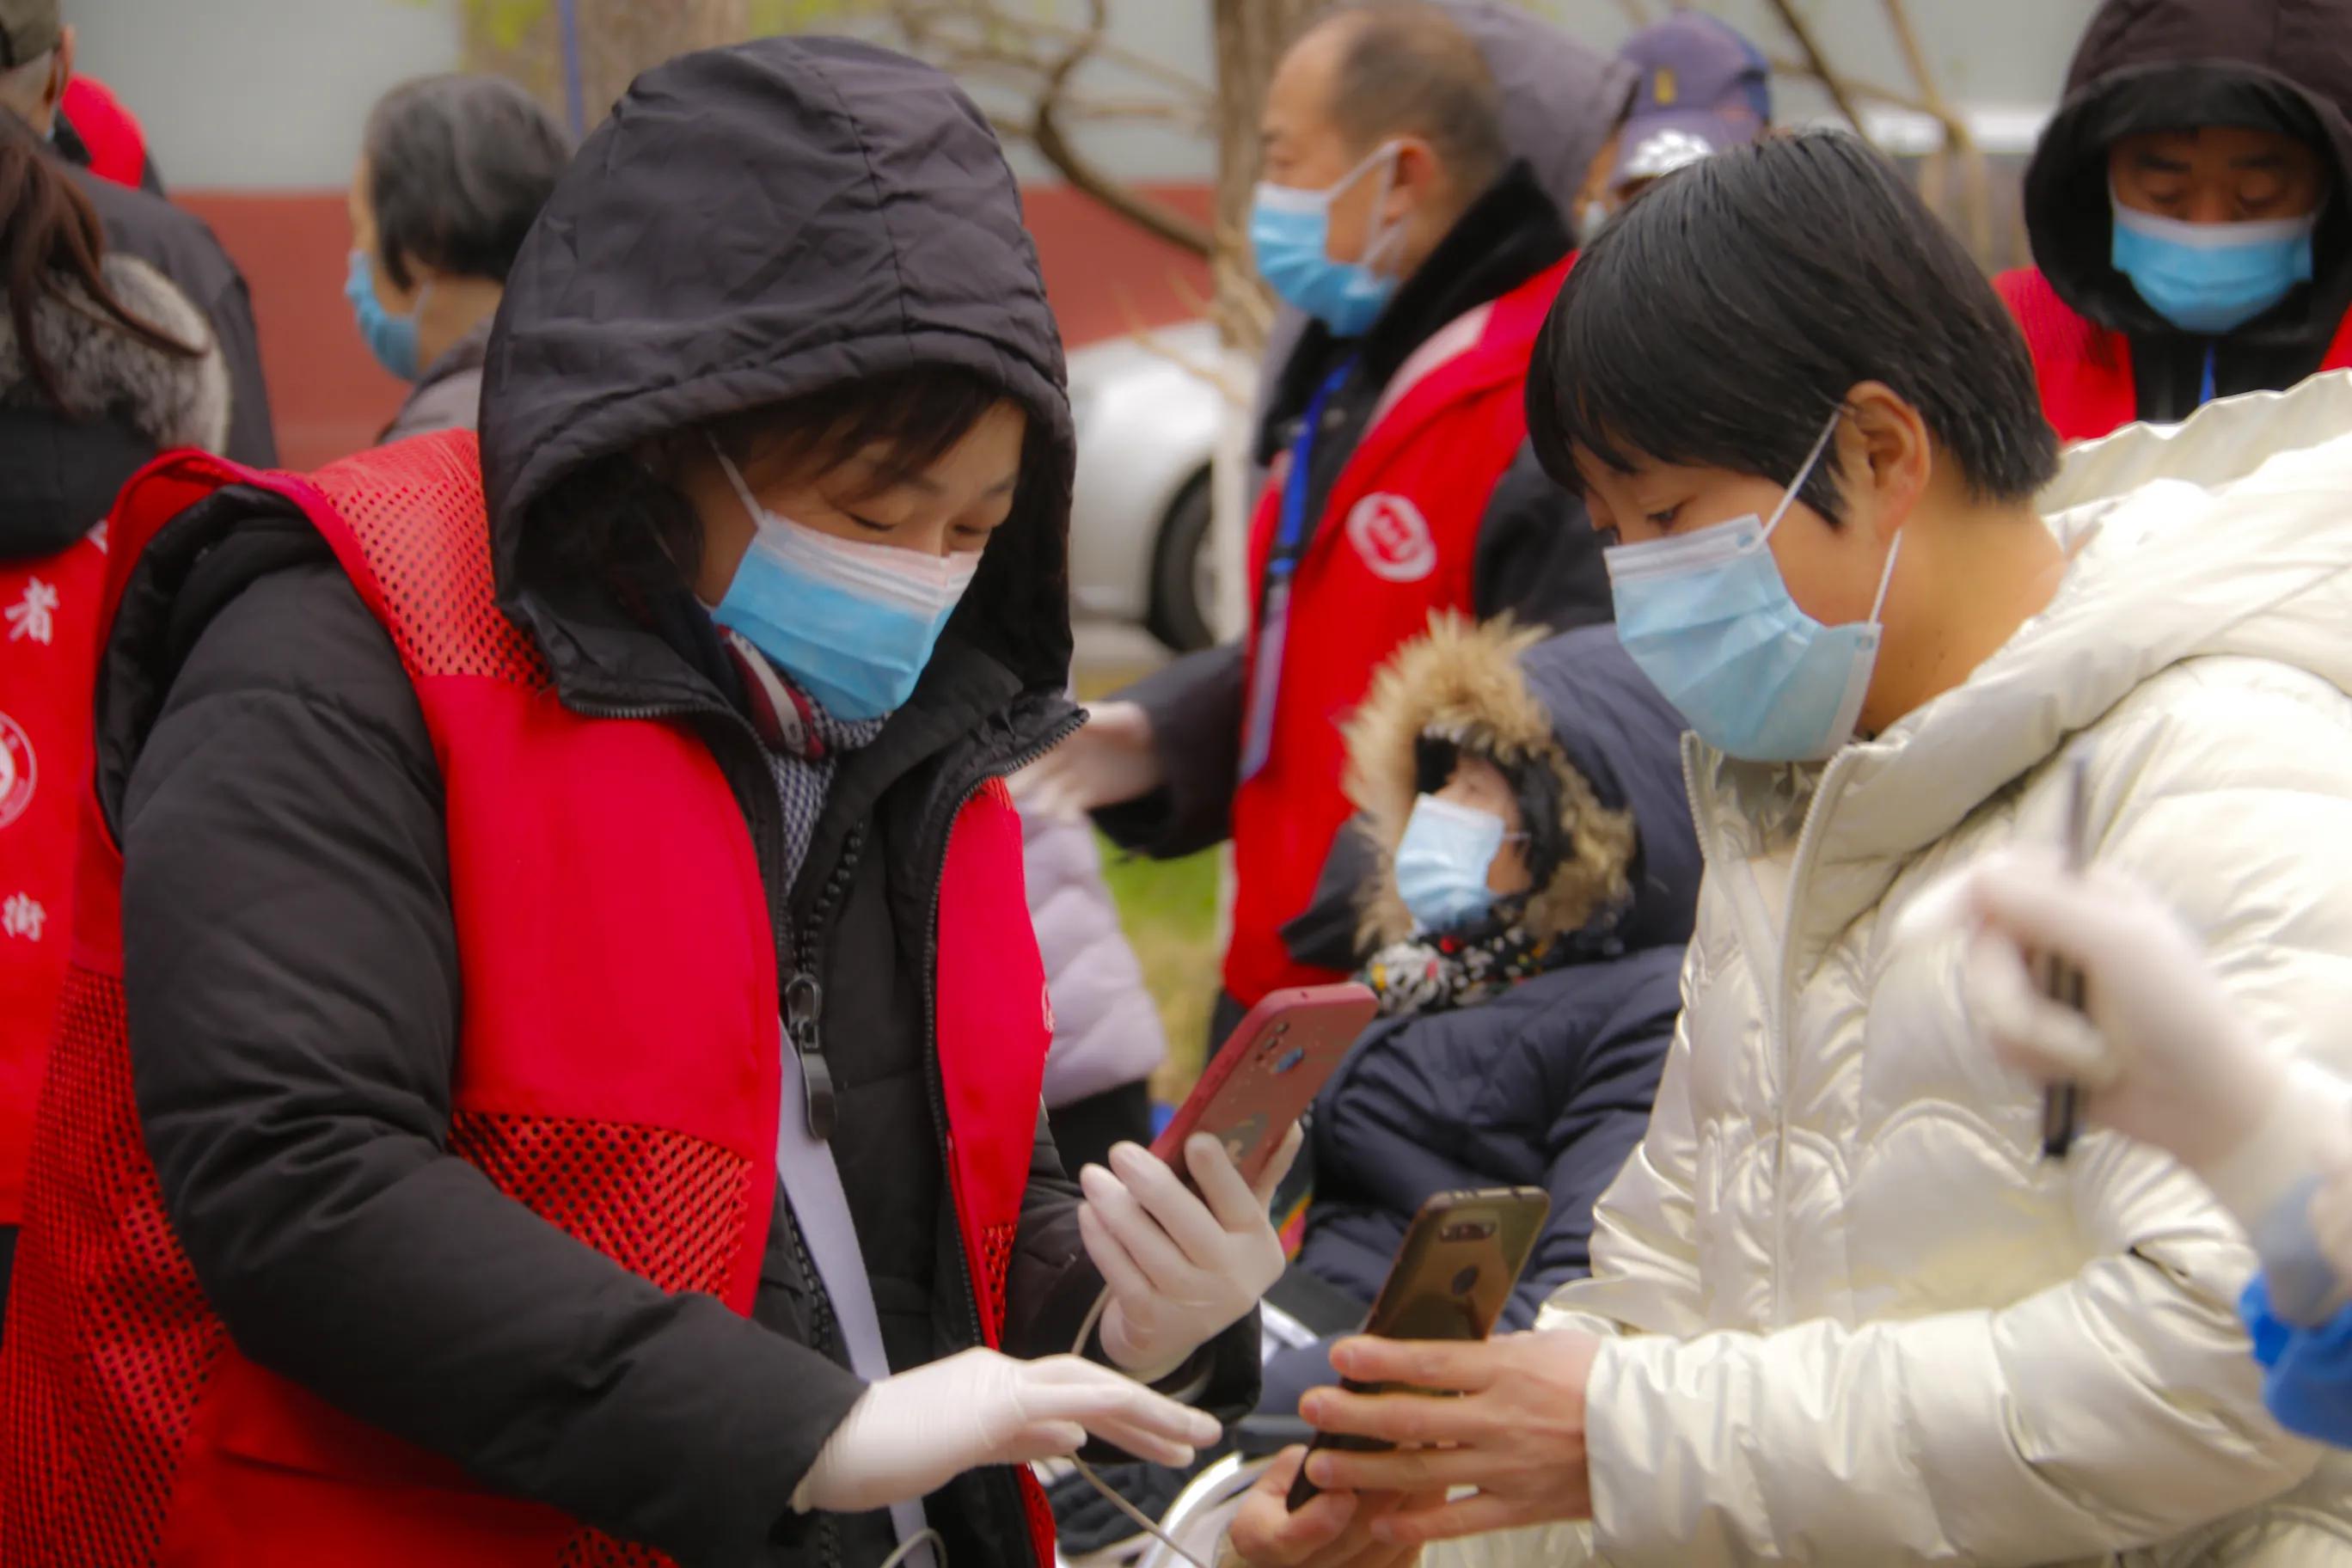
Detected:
left=1269, top=362, right=1356, bottom=582
left=2200, top=343, right=2218, bottom=407
left=1242, top=363, right=1353, bottom=782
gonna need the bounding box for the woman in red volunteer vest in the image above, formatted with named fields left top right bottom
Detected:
left=3, top=38, right=1287, bottom=1568
left=0, top=107, right=226, bottom=1331
left=1997, top=0, right=2352, bottom=442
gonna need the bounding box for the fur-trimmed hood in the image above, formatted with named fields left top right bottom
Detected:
left=0, top=253, right=229, bottom=453
left=1343, top=616, right=1700, bottom=952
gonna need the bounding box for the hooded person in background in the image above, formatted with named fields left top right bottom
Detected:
left=1019, top=1, right=1595, bottom=1046
left=347, top=74, right=569, bottom=445
left=0, top=106, right=227, bottom=1332
left=0, top=0, right=274, bottom=465
left=1999, top=0, right=2352, bottom=441
left=1, top=39, right=1285, bottom=1568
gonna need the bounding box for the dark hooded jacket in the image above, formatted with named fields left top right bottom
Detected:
left=2018, top=0, right=2352, bottom=419
left=1286, top=622, right=1698, bottom=1339
left=94, top=39, right=1253, bottom=1568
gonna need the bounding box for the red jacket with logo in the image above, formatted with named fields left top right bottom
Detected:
left=1, top=432, right=1059, bottom=1567
left=1997, top=266, right=2352, bottom=442
left=1224, top=256, right=1573, bottom=1008
left=0, top=533, right=106, bottom=1228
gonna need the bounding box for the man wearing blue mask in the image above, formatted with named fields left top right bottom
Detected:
left=1026, top=1, right=1589, bottom=1048
left=1999, top=0, right=2352, bottom=441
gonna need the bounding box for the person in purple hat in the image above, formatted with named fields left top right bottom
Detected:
left=1591, top=11, right=1772, bottom=223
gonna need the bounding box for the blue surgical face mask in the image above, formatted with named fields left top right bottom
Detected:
left=1394, top=793, right=1519, bottom=934
left=2110, top=194, right=2318, bottom=336
left=705, top=441, right=980, bottom=722
left=346, top=250, right=423, bottom=382
left=1603, top=413, right=1903, bottom=764
left=1250, top=142, right=1404, bottom=339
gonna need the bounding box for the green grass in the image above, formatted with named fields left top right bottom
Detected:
left=1095, top=835, right=1221, bottom=1101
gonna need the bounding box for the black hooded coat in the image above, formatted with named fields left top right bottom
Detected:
left=2018, top=0, right=2352, bottom=420
left=87, top=39, right=1253, bottom=1568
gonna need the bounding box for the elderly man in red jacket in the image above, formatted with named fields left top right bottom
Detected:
left=1020, top=1, right=1608, bottom=1043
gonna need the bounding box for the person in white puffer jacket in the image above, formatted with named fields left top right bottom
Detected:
left=1226, top=130, right=2352, bottom=1568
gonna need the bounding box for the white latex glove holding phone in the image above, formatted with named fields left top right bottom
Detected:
left=1010, top=701, right=1162, bottom=820
left=1903, top=845, right=2352, bottom=1318
left=1079, top=1128, right=1303, bottom=1381
left=793, top=1348, right=1219, bottom=1514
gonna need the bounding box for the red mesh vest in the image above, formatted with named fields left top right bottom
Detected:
left=1997, top=266, right=2352, bottom=443
left=0, top=430, right=1057, bottom=1568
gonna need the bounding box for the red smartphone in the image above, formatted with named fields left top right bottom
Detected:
left=1286, top=1185, right=1551, bottom=1512
left=1148, top=983, right=1376, bottom=1191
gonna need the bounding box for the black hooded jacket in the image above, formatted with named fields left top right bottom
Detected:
left=95, top=39, right=1253, bottom=1568
left=2021, top=0, right=2352, bottom=418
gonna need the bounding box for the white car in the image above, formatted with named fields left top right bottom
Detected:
left=1063, top=320, right=1238, bottom=652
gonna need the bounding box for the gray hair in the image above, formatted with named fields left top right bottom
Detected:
left=1313, top=2, right=1508, bottom=194
left=363, top=73, right=570, bottom=293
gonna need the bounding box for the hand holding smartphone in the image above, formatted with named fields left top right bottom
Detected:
left=1285, top=1185, right=1549, bottom=1512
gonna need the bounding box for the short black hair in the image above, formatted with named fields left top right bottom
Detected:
left=1529, top=130, right=2058, bottom=525
left=364, top=74, right=570, bottom=293
left=1313, top=2, right=1508, bottom=193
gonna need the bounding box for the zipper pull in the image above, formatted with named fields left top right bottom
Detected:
left=784, top=972, right=836, bottom=1141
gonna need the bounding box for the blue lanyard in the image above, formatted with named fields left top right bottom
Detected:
left=2200, top=343, right=2218, bottom=407
left=1269, top=363, right=1355, bottom=584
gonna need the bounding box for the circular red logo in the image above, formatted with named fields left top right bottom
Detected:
left=1345, top=493, right=1438, bottom=583
left=0, top=712, right=34, bottom=831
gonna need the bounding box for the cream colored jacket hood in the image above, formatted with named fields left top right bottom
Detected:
left=1442, top=373, right=2352, bottom=1567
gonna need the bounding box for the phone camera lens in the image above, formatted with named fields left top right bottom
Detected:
left=1450, top=1265, right=1479, bottom=1296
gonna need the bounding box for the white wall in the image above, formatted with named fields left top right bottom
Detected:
left=63, top=0, right=2093, bottom=192
left=70, top=0, right=460, bottom=190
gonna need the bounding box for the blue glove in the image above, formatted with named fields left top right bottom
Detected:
left=2243, top=1273, right=2352, bottom=1446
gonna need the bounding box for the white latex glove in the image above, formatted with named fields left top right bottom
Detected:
left=1079, top=1129, right=1302, bottom=1381
left=1902, top=846, right=2352, bottom=1319
left=1010, top=701, right=1163, bottom=820
left=793, top=1347, right=1220, bottom=1515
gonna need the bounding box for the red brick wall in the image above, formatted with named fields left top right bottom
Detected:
left=181, top=181, right=1215, bottom=472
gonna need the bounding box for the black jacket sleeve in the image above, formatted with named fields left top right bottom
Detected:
left=119, top=554, right=864, bottom=1564
left=1471, top=443, right=1612, bottom=633
left=203, top=267, right=278, bottom=469
left=1093, top=643, right=1244, bottom=860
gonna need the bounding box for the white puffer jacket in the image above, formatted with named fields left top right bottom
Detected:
left=1442, top=374, right=2352, bottom=1567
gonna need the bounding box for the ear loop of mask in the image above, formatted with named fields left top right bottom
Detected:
left=1354, top=141, right=1406, bottom=280
left=1759, top=407, right=1905, bottom=625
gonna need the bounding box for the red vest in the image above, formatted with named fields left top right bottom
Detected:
left=1, top=431, right=1057, bottom=1568
left=1996, top=266, right=2352, bottom=443
left=0, top=532, right=107, bottom=1228
left=1224, top=257, right=1571, bottom=1008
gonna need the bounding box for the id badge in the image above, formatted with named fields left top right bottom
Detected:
left=1239, top=579, right=1290, bottom=781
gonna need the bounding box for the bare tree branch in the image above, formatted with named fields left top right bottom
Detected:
left=1026, top=0, right=1215, bottom=256
left=1758, top=0, right=1867, bottom=132
left=1878, top=0, right=1994, bottom=258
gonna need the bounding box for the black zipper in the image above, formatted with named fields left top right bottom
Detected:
left=785, top=824, right=867, bottom=1143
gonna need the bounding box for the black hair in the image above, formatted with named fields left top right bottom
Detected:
left=1528, top=129, right=2059, bottom=524
left=364, top=74, right=571, bottom=292
left=1313, top=2, right=1508, bottom=193
left=525, top=364, right=1052, bottom=595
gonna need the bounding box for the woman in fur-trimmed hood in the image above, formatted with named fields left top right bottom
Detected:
left=1265, top=616, right=1700, bottom=1406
